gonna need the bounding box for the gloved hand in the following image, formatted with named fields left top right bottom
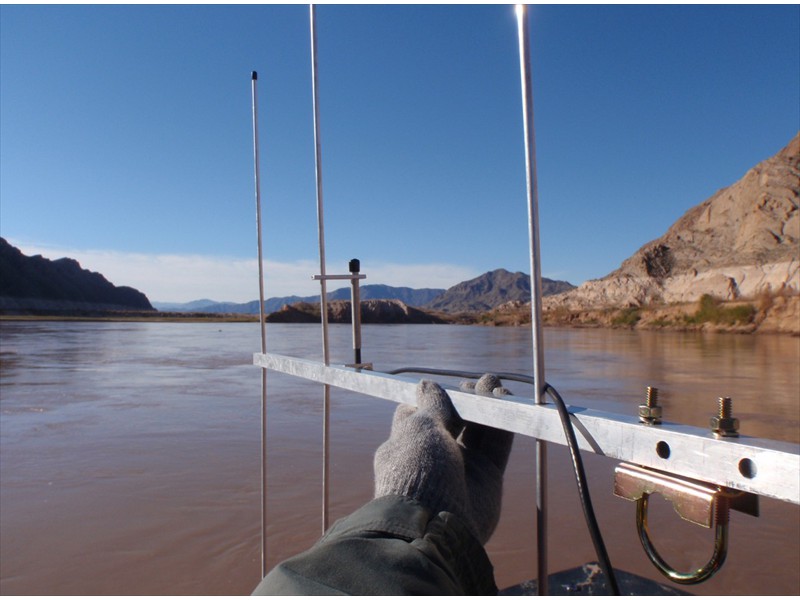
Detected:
left=374, top=374, right=514, bottom=545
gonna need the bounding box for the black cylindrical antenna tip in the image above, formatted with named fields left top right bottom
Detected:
left=252, top=71, right=258, bottom=80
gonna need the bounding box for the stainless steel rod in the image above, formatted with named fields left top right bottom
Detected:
left=516, top=4, right=548, bottom=593
left=250, top=70, right=269, bottom=579
left=309, top=3, right=331, bottom=533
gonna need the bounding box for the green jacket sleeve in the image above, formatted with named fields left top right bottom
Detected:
left=252, top=494, right=497, bottom=595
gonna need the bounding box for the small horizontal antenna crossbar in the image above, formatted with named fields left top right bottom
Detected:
left=254, top=352, right=800, bottom=505
left=313, top=274, right=367, bottom=281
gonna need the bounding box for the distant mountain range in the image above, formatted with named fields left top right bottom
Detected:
left=0, top=238, right=154, bottom=313
left=152, top=270, right=575, bottom=315
left=152, top=285, right=446, bottom=314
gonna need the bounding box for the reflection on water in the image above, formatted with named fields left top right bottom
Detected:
left=0, top=322, right=798, bottom=594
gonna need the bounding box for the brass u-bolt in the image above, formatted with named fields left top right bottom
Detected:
left=635, top=494, right=729, bottom=585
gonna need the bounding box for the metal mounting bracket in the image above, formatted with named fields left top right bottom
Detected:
left=614, top=463, right=759, bottom=584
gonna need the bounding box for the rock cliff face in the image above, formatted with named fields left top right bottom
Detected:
left=546, top=133, right=800, bottom=310
left=0, top=238, right=154, bottom=313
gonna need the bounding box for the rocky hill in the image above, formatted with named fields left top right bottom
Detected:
left=265, top=299, right=447, bottom=324
left=545, top=133, right=800, bottom=311
left=425, top=268, right=575, bottom=313
left=0, top=238, right=154, bottom=314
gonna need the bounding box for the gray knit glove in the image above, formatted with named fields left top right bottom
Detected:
left=374, top=374, right=514, bottom=545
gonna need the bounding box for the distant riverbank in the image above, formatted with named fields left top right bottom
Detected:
left=3, top=293, right=797, bottom=334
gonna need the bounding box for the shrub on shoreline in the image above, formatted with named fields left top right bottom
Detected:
left=684, top=294, right=756, bottom=326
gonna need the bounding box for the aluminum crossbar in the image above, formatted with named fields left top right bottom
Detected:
left=255, top=352, right=800, bottom=505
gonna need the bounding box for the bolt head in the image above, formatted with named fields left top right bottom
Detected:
left=710, top=416, right=739, bottom=436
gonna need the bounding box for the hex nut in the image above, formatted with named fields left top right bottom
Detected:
left=710, top=416, right=739, bottom=436
left=639, top=405, right=662, bottom=422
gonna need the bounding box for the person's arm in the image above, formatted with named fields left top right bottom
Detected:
left=253, top=374, right=514, bottom=596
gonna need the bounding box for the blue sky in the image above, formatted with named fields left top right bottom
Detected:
left=2, top=4, right=798, bottom=302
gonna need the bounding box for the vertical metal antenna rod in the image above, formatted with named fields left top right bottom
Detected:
left=516, top=4, right=549, bottom=594
left=309, top=3, right=332, bottom=533
left=250, top=70, right=269, bottom=578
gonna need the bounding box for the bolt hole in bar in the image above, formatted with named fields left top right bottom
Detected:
left=656, top=441, right=671, bottom=460
left=739, top=458, right=757, bottom=479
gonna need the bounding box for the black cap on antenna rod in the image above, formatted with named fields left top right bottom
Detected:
left=252, top=71, right=258, bottom=80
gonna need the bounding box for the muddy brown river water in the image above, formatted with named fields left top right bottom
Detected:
left=1, top=321, right=798, bottom=594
